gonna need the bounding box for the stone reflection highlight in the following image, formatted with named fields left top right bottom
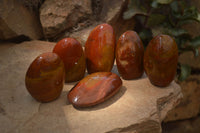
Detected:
left=67, top=72, right=122, bottom=107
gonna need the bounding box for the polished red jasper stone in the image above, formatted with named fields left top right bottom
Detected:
left=85, top=23, right=116, bottom=74
left=67, top=72, right=122, bottom=107
left=25, top=52, right=65, bottom=102
left=53, top=38, right=86, bottom=82
left=116, top=31, right=144, bottom=80
left=144, top=34, right=178, bottom=87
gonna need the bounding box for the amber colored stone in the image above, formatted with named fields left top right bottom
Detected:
left=85, top=23, right=116, bottom=74
left=144, top=34, right=178, bottom=87
left=53, top=38, right=86, bottom=82
left=25, top=52, right=65, bottom=102
left=67, top=72, right=122, bottom=107
left=116, top=31, right=144, bottom=80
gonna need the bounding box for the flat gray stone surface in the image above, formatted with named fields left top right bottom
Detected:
left=0, top=40, right=182, bottom=133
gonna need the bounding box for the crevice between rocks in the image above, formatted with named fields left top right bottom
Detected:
left=191, top=68, right=200, bottom=75
left=106, top=120, right=161, bottom=133
left=91, top=0, right=103, bottom=20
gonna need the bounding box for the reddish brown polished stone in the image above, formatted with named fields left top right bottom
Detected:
left=85, top=23, right=116, bottom=74
left=53, top=38, right=86, bottom=82
left=25, top=52, right=65, bottom=102
left=144, top=34, right=178, bottom=87
left=67, top=72, right=122, bottom=107
left=116, top=31, right=144, bottom=80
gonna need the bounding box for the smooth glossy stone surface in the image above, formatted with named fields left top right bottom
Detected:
left=53, top=38, right=86, bottom=82
left=25, top=52, right=65, bottom=102
left=67, top=72, right=122, bottom=107
left=144, top=34, right=178, bottom=87
left=85, top=23, right=116, bottom=74
left=116, top=31, right=144, bottom=80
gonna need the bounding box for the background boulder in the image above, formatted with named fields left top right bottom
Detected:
left=39, top=0, right=92, bottom=39
left=0, top=0, right=43, bottom=41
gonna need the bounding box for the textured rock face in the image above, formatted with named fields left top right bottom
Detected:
left=0, top=41, right=182, bottom=133
left=69, top=25, right=96, bottom=46
left=100, top=0, right=136, bottom=39
left=40, top=0, right=92, bottom=38
left=164, top=75, right=200, bottom=122
left=54, top=0, right=134, bottom=44
left=0, top=0, right=43, bottom=40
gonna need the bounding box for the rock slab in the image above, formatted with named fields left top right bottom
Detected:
left=0, top=41, right=182, bottom=133
left=0, top=0, right=43, bottom=40
left=164, top=75, right=200, bottom=122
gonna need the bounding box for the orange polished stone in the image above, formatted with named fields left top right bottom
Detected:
left=25, top=52, right=65, bottom=102
left=67, top=72, right=122, bottom=107
left=116, top=31, right=144, bottom=80
left=53, top=38, right=86, bottom=82
left=85, top=23, right=116, bottom=74
left=144, top=34, right=178, bottom=87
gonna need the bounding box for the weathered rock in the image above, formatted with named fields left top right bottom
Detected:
left=100, top=0, right=136, bottom=39
left=164, top=75, right=200, bottom=122
left=0, top=0, right=43, bottom=40
left=69, top=25, right=96, bottom=46
left=40, top=0, right=92, bottom=38
left=0, top=40, right=182, bottom=133
left=179, top=47, right=200, bottom=69
left=162, top=115, right=200, bottom=133
left=57, top=0, right=134, bottom=45
left=100, top=0, right=126, bottom=22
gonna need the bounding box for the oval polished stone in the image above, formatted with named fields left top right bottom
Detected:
left=67, top=72, right=122, bottom=107
left=85, top=23, right=116, bottom=74
left=53, top=38, right=86, bottom=82
left=144, top=34, right=178, bottom=87
left=25, top=52, right=65, bottom=102
left=116, top=31, right=144, bottom=80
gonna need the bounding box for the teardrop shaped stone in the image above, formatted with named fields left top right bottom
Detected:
left=67, top=72, right=122, bottom=107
